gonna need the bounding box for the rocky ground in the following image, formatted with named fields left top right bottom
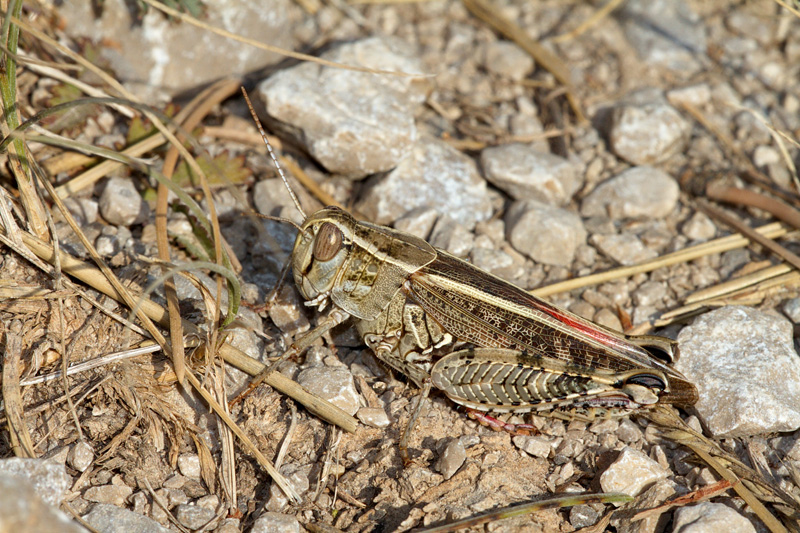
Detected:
left=1, top=0, right=800, bottom=532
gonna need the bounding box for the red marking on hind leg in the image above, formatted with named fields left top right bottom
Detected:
left=466, top=409, right=537, bottom=436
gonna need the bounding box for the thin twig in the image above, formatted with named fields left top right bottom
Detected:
left=698, top=200, right=800, bottom=271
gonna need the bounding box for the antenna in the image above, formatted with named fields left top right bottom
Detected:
left=241, top=87, right=307, bottom=220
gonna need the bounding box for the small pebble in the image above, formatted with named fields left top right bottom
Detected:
left=67, top=441, right=94, bottom=473
left=591, top=233, right=658, bottom=266
left=581, top=166, right=679, bottom=220
left=569, top=504, right=601, bottom=528
left=505, top=200, right=586, bottom=267
left=599, top=447, right=668, bottom=497
left=84, top=503, right=168, bottom=533
left=83, top=484, right=133, bottom=506
left=429, top=217, right=474, bottom=258
left=357, top=407, right=391, bottom=428
left=177, top=454, right=201, bottom=480
left=481, top=41, right=534, bottom=80
left=512, top=435, right=552, bottom=458
left=673, top=502, right=756, bottom=533
left=435, top=438, right=466, bottom=480
left=682, top=212, right=717, bottom=241
left=174, top=504, right=215, bottom=530
left=296, top=367, right=360, bottom=416
left=251, top=512, right=302, bottom=533
left=99, top=177, right=148, bottom=226
left=481, top=144, right=581, bottom=205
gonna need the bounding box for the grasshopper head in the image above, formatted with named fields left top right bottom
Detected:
left=292, top=207, right=355, bottom=302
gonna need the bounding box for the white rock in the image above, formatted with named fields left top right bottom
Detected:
left=177, top=454, right=201, bottom=480
left=481, top=144, right=581, bottom=206
left=99, top=177, right=148, bottom=226
left=57, top=0, right=295, bottom=101
left=481, top=41, right=534, bottom=81
left=356, top=407, right=390, bottom=428
left=435, top=439, right=466, bottom=480
left=296, top=367, right=360, bottom=416
left=258, top=36, right=427, bottom=178
left=752, top=145, right=781, bottom=167
left=610, top=101, right=691, bottom=165
left=0, top=458, right=71, bottom=507
left=357, top=136, right=493, bottom=230
left=251, top=512, right=302, bottom=533
left=61, top=197, right=99, bottom=225
left=84, top=503, right=168, bottom=533
left=676, top=306, right=800, bottom=437
left=667, top=84, right=712, bottom=107
left=599, top=447, right=668, bottom=497
left=174, top=504, right=215, bottom=530
left=681, top=212, right=717, bottom=241
left=620, top=0, right=707, bottom=74
left=783, top=298, right=800, bottom=324
left=505, top=200, right=586, bottom=267
left=591, top=234, right=658, bottom=266
left=83, top=484, right=133, bottom=506
left=429, top=217, right=474, bottom=258
left=393, top=207, right=438, bottom=240
left=512, top=435, right=553, bottom=458
left=672, top=502, right=756, bottom=533
left=581, top=167, right=679, bottom=220
left=67, top=441, right=94, bottom=473
left=265, top=465, right=310, bottom=513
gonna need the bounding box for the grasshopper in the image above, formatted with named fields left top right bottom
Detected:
left=239, top=91, right=698, bottom=451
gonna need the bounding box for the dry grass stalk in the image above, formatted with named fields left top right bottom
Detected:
left=533, top=222, right=787, bottom=297
left=2, top=330, right=36, bottom=458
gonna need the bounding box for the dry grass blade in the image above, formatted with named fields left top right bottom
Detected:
left=415, top=493, right=633, bottom=533
left=680, top=100, right=800, bottom=197
left=54, top=129, right=166, bottom=197
left=461, top=0, right=585, bottom=122
left=140, top=0, right=427, bottom=78
left=20, top=52, right=134, bottom=118
left=774, top=0, right=800, bottom=17
left=155, top=78, right=240, bottom=386
left=183, top=370, right=301, bottom=503
left=649, top=269, right=800, bottom=329
left=630, top=480, right=734, bottom=521
left=15, top=15, right=218, bottom=216
left=0, top=4, right=49, bottom=238
left=532, top=222, right=787, bottom=297
left=644, top=406, right=794, bottom=533
left=2, top=330, right=36, bottom=458
left=684, top=263, right=792, bottom=305
left=0, top=221, right=358, bottom=432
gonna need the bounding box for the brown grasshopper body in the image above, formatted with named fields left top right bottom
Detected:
left=239, top=89, right=696, bottom=432
left=290, top=206, right=698, bottom=422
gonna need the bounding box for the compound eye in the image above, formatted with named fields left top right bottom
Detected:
left=313, top=222, right=343, bottom=262
left=625, top=373, right=666, bottom=392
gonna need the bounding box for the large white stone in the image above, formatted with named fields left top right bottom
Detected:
left=676, top=306, right=800, bottom=438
